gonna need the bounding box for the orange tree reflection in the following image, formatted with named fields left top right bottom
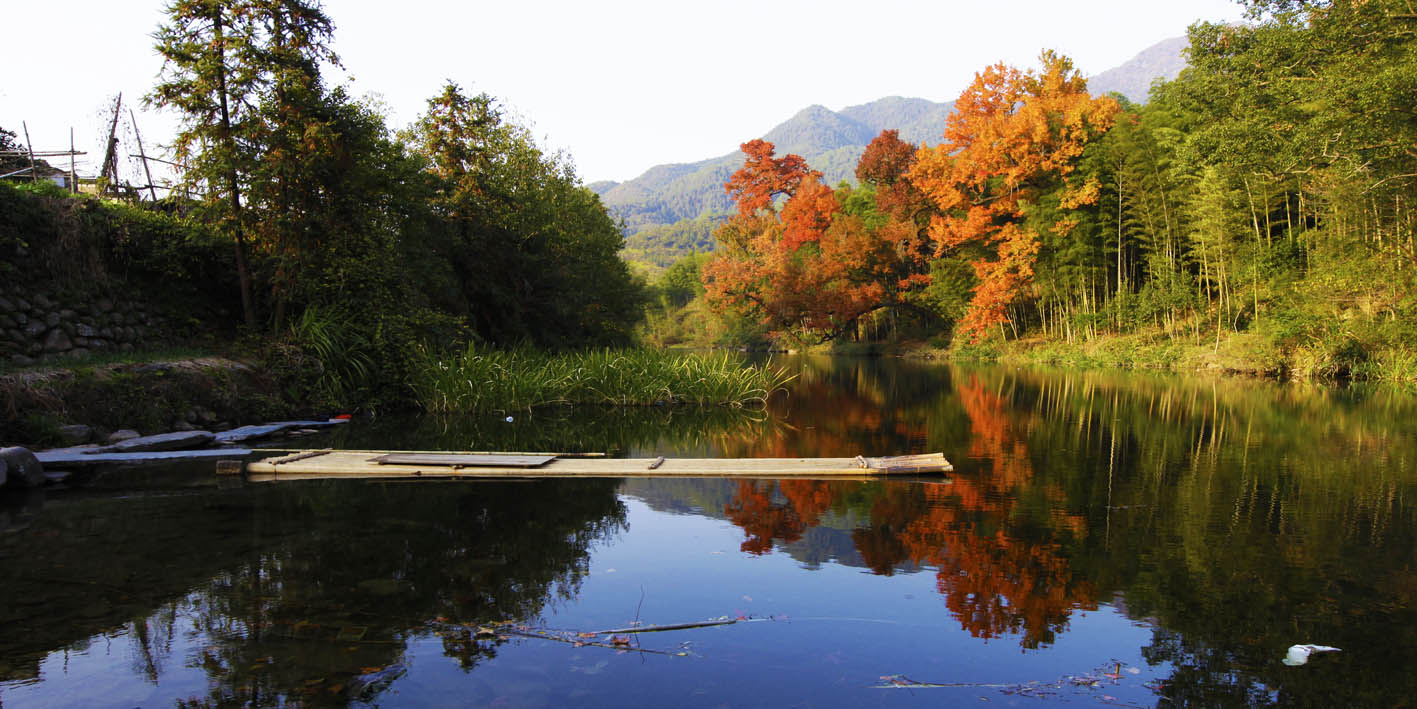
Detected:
left=722, top=373, right=1094, bottom=648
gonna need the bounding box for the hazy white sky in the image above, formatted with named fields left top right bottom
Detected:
left=1, top=1, right=1246, bottom=185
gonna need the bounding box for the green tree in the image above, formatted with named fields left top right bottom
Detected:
left=149, top=0, right=266, bottom=328
left=408, top=82, right=640, bottom=347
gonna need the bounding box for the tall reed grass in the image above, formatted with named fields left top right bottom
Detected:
left=409, top=346, right=794, bottom=413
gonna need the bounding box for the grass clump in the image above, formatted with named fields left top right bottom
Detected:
left=409, top=346, right=794, bottom=414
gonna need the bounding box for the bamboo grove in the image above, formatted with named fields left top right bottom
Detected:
left=686, top=0, right=1417, bottom=380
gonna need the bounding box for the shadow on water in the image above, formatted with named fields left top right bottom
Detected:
left=3, top=357, right=1416, bottom=705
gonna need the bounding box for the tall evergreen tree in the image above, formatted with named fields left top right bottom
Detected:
left=149, top=0, right=264, bottom=328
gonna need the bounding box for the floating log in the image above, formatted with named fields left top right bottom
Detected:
left=213, top=419, right=345, bottom=444
left=237, top=450, right=951, bottom=481
left=38, top=448, right=253, bottom=467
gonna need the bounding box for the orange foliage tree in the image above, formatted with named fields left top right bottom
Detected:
left=702, top=139, right=935, bottom=342
left=909, top=51, right=1118, bottom=340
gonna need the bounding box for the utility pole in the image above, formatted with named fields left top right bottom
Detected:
left=69, top=128, right=77, bottom=192
left=21, top=121, right=36, bottom=182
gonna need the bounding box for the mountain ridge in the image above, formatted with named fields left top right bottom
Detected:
left=602, top=36, right=1187, bottom=249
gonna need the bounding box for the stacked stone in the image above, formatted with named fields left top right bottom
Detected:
left=0, top=290, right=166, bottom=365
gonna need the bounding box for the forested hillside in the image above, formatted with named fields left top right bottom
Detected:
left=651, top=1, right=1417, bottom=384
left=612, top=36, right=1185, bottom=268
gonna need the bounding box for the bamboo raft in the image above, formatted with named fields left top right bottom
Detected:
left=224, top=449, right=952, bottom=482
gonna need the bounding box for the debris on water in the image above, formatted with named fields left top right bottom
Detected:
left=873, top=661, right=1147, bottom=702
left=505, top=416, right=514, bottom=423
left=346, top=663, right=406, bottom=699
left=1283, top=644, right=1341, bottom=666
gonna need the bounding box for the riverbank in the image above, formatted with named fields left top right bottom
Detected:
left=0, top=356, right=311, bottom=448
left=807, top=325, right=1417, bottom=388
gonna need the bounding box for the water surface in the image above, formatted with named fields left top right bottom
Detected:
left=2, top=358, right=1414, bottom=706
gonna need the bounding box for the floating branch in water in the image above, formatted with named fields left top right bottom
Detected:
left=590, top=618, right=742, bottom=635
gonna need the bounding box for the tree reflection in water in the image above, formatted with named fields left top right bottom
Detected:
left=723, top=372, right=1095, bottom=648
left=0, top=478, right=625, bottom=706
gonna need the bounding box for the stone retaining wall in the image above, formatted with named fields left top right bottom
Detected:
left=0, top=287, right=168, bottom=366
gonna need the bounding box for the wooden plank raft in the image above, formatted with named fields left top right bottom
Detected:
left=229, top=450, right=951, bottom=481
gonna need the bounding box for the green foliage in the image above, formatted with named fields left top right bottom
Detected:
left=621, top=213, right=723, bottom=268
left=407, top=82, right=643, bottom=349
left=0, top=181, right=237, bottom=324
left=408, top=345, right=793, bottom=413
left=284, top=306, right=374, bottom=406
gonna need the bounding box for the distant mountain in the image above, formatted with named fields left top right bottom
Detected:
left=602, top=36, right=1188, bottom=260
left=1088, top=36, right=1188, bottom=104
left=595, top=96, right=955, bottom=236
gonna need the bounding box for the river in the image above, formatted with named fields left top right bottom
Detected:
left=1, top=356, right=1414, bottom=706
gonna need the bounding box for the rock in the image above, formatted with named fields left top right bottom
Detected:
left=56, top=424, right=93, bottom=446
left=0, top=456, right=6, bottom=487
left=98, top=298, right=114, bottom=313
left=9, top=354, right=33, bottom=366
left=190, top=406, right=219, bottom=424
left=44, top=471, right=72, bottom=485
left=171, top=420, right=196, bottom=432
left=0, top=314, right=14, bottom=329
left=100, top=327, right=115, bottom=339
left=59, top=309, right=76, bottom=320
left=0, top=296, right=13, bottom=311
left=99, top=430, right=214, bottom=453
left=22, top=320, right=46, bottom=338
left=13, top=297, right=31, bottom=312
left=75, top=323, right=96, bottom=337
left=44, top=312, right=60, bottom=328
left=32, top=294, right=52, bottom=310
left=107, top=429, right=141, bottom=444
left=42, top=329, right=72, bottom=353
left=0, top=447, right=45, bottom=488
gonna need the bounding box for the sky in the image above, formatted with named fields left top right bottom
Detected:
left=1, top=1, right=1247, bottom=187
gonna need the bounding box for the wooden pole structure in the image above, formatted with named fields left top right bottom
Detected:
left=130, top=109, right=158, bottom=202
left=69, top=128, right=77, bottom=193
left=99, top=93, right=123, bottom=191
left=21, top=121, right=37, bottom=183
left=129, top=154, right=183, bottom=168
